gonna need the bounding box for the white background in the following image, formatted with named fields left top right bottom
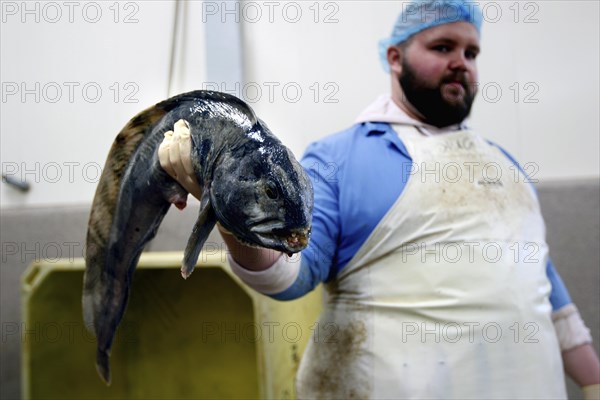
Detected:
left=1, top=0, right=598, bottom=208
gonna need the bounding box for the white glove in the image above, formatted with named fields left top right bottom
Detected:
left=158, top=119, right=203, bottom=200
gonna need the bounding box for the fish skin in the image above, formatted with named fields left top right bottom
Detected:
left=83, top=90, right=313, bottom=384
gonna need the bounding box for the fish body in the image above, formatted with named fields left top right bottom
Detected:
left=83, top=90, right=313, bottom=384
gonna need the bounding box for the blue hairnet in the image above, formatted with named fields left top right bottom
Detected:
left=379, top=0, right=483, bottom=72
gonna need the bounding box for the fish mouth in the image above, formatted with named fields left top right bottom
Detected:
left=284, top=229, right=309, bottom=250
left=250, top=226, right=311, bottom=255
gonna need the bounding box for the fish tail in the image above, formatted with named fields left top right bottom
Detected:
left=84, top=92, right=205, bottom=382
left=82, top=90, right=203, bottom=330
left=96, top=348, right=111, bottom=385
left=83, top=104, right=170, bottom=333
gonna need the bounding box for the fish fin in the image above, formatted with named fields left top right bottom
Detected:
left=96, top=348, right=111, bottom=385
left=181, top=195, right=217, bottom=279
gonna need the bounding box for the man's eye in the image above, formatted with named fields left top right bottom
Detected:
left=433, top=45, right=450, bottom=53
left=466, top=50, right=479, bottom=60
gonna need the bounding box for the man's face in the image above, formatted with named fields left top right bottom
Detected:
left=391, top=22, right=480, bottom=127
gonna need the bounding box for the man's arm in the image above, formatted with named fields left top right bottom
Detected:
left=546, top=260, right=600, bottom=396
left=218, top=224, right=281, bottom=271
left=563, top=343, right=600, bottom=386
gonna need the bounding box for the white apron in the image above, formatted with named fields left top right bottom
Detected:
left=296, top=126, right=567, bottom=399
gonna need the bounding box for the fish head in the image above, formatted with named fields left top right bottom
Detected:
left=210, top=137, right=313, bottom=255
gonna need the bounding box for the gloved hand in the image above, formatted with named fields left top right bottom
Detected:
left=159, top=121, right=231, bottom=235
left=583, top=384, right=600, bottom=400
left=158, top=119, right=203, bottom=200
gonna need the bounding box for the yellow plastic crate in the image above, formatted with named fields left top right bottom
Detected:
left=21, top=252, right=322, bottom=399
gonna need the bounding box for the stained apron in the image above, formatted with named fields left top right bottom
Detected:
left=296, top=126, right=567, bottom=399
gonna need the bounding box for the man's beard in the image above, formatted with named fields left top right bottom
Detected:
left=399, top=59, right=476, bottom=128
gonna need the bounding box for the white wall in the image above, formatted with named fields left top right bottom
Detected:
left=0, top=1, right=206, bottom=208
left=472, top=1, right=600, bottom=180
left=2, top=1, right=598, bottom=208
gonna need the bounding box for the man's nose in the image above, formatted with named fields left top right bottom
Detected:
left=448, top=51, right=468, bottom=71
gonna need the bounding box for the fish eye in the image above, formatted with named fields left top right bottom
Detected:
left=265, top=182, right=279, bottom=200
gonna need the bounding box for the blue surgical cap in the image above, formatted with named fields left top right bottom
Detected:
left=379, top=0, right=483, bottom=72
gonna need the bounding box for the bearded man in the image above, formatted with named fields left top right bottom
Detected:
left=163, top=1, right=600, bottom=397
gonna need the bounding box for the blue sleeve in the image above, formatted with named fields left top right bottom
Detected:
left=546, top=257, right=573, bottom=311
left=270, top=140, right=341, bottom=300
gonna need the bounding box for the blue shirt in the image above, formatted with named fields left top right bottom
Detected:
left=272, top=122, right=572, bottom=311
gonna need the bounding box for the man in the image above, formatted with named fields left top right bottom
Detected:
left=162, top=1, right=600, bottom=398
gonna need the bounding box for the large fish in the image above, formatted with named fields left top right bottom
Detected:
left=83, top=90, right=313, bottom=384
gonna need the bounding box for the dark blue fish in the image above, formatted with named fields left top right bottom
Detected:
left=83, top=90, right=313, bottom=384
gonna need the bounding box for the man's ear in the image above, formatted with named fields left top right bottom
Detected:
left=387, top=46, right=403, bottom=74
